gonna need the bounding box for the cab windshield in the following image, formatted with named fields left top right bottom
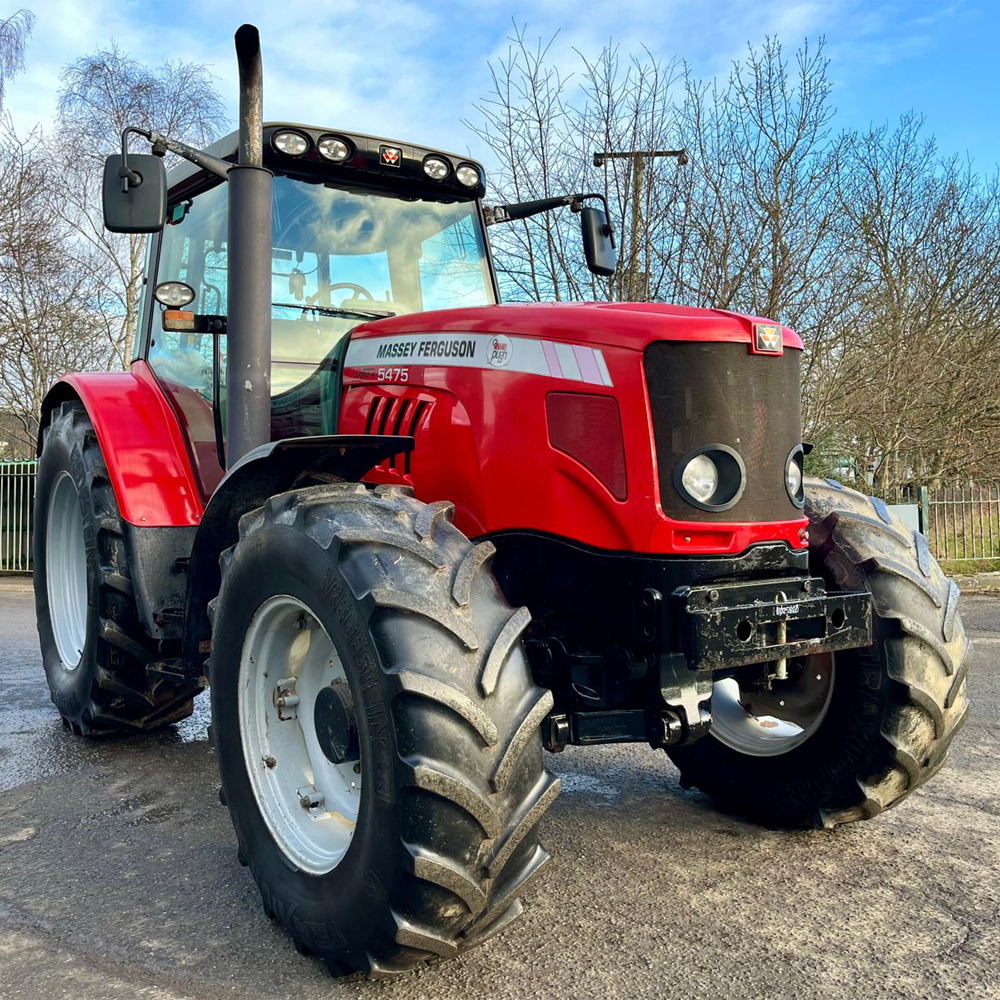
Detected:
left=147, top=174, right=495, bottom=492
left=152, top=174, right=495, bottom=397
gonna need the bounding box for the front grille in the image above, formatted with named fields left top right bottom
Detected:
left=644, top=340, right=801, bottom=522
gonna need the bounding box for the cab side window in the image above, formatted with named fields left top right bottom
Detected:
left=148, top=183, right=229, bottom=497
left=148, top=182, right=228, bottom=402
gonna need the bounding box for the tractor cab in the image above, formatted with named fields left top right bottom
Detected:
left=142, top=124, right=497, bottom=492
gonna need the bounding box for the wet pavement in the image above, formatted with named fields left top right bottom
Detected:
left=0, top=578, right=998, bottom=999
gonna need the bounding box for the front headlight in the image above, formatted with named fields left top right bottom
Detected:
left=674, top=445, right=746, bottom=511
left=681, top=454, right=718, bottom=504
left=423, top=156, right=450, bottom=180
left=785, top=445, right=805, bottom=506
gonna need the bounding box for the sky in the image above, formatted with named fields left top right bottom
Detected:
left=4, top=0, right=998, bottom=174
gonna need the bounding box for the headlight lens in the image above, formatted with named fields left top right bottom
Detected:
left=154, top=281, right=196, bottom=308
left=317, top=135, right=350, bottom=162
left=272, top=130, right=310, bottom=156
left=674, top=445, right=746, bottom=511
left=786, top=459, right=802, bottom=497
left=681, top=454, right=719, bottom=504
left=785, top=445, right=805, bottom=505
left=456, top=163, right=481, bottom=187
left=423, top=156, right=450, bottom=180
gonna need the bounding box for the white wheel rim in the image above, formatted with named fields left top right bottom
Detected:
left=239, top=595, right=361, bottom=874
left=46, top=471, right=88, bottom=669
left=710, top=653, right=835, bottom=757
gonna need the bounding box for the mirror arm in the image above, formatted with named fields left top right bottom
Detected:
left=118, top=125, right=233, bottom=190
left=147, top=130, right=233, bottom=180
left=118, top=126, right=150, bottom=192
left=487, top=192, right=616, bottom=247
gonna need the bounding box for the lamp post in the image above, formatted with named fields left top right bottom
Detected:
left=593, top=148, right=687, bottom=300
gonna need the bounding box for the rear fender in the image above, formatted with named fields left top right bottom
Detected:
left=183, top=435, right=413, bottom=680
left=39, top=364, right=204, bottom=527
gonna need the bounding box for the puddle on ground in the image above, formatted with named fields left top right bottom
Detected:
left=0, top=693, right=211, bottom=793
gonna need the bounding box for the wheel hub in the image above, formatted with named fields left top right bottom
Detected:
left=314, top=681, right=358, bottom=765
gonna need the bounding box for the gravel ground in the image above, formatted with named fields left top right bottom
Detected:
left=0, top=578, right=997, bottom=999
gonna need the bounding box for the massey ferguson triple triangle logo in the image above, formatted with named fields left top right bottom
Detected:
left=753, top=322, right=783, bottom=354
left=380, top=144, right=402, bottom=167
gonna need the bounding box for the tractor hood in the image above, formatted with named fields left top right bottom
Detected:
left=349, top=302, right=802, bottom=352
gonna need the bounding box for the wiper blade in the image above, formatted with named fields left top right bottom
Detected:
left=272, top=302, right=396, bottom=320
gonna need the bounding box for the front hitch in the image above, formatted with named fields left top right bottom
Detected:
left=676, top=577, right=872, bottom=673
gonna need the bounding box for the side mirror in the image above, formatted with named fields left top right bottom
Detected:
left=580, top=206, right=617, bottom=277
left=102, top=154, right=167, bottom=234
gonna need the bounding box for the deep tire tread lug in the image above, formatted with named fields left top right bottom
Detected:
left=480, top=606, right=531, bottom=696
left=452, top=541, right=496, bottom=607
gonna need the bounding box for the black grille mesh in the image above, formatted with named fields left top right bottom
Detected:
left=643, top=341, right=801, bottom=522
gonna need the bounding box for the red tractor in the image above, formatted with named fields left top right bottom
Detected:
left=33, top=26, right=969, bottom=976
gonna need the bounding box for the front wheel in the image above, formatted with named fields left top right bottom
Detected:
left=211, top=484, right=558, bottom=976
left=668, top=477, right=971, bottom=828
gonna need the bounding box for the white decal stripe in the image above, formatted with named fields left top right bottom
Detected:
left=595, top=350, right=613, bottom=387
left=552, top=342, right=581, bottom=382
left=344, top=332, right=614, bottom=387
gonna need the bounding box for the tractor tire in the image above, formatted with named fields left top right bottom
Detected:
left=210, top=483, right=557, bottom=977
left=667, top=476, right=970, bottom=828
left=33, top=400, right=198, bottom=735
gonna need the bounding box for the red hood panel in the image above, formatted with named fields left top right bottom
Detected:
left=350, top=302, right=802, bottom=351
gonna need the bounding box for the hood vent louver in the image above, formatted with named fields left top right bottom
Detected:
left=364, top=393, right=431, bottom=476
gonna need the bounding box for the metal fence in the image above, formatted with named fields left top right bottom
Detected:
left=920, top=482, right=1000, bottom=562
left=0, top=461, right=36, bottom=573
left=2, top=461, right=1000, bottom=570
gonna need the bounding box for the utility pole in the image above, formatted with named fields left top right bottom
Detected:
left=593, top=148, right=687, bottom=301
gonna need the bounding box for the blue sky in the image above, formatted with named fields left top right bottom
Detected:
left=5, top=0, right=997, bottom=174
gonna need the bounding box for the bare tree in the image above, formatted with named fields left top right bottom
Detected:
left=0, top=8, right=34, bottom=108
left=468, top=27, right=685, bottom=304
left=815, top=116, right=1000, bottom=491
left=57, top=46, right=228, bottom=363
left=0, top=119, right=112, bottom=456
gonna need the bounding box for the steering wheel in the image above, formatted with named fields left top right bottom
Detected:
left=309, top=282, right=375, bottom=308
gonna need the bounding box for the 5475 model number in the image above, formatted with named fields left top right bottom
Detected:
left=356, top=367, right=410, bottom=382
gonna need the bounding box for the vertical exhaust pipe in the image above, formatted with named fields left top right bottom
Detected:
left=226, top=23, right=272, bottom=466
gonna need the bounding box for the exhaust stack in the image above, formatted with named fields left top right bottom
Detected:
left=225, top=23, right=273, bottom=466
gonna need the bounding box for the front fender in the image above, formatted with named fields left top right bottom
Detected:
left=182, top=434, right=412, bottom=680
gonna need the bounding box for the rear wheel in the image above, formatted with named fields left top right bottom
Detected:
left=668, top=477, right=971, bottom=827
left=211, top=483, right=558, bottom=976
left=33, top=400, right=199, bottom=735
